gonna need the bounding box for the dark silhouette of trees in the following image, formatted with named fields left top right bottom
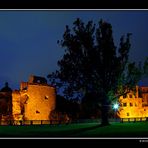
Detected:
left=55, top=95, right=80, bottom=120
left=48, top=18, right=147, bottom=126
left=80, top=92, right=101, bottom=119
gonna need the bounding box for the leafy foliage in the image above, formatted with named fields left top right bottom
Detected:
left=48, top=18, right=147, bottom=125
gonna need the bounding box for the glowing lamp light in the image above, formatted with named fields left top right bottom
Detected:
left=113, top=103, right=119, bottom=110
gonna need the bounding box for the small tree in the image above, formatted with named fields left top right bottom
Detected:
left=48, top=18, right=147, bottom=126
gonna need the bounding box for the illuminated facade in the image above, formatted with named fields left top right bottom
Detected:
left=0, top=75, right=56, bottom=125
left=117, top=86, right=148, bottom=120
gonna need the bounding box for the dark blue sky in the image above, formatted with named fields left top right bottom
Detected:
left=0, top=10, right=147, bottom=90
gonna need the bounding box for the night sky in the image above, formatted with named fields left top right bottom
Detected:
left=0, top=10, right=148, bottom=90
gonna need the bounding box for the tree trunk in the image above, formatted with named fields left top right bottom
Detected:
left=100, top=93, right=110, bottom=126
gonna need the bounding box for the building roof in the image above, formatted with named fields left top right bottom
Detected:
left=0, top=82, right=12, bottom=92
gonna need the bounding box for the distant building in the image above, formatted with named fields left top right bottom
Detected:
left=117, top=86, right=148, bottom=121
left=0, top=82, right=12, bottom=122
left=0, top=75, right=56, bottom=125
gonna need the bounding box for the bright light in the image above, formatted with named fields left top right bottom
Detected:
left=113, top=103, right=119, bottom=110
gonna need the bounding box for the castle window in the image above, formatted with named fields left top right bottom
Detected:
left=45, top=96, right=49, bottom=100
left=129, top=94, right=132, bottom=98
left=36, top=110, right=40, bottom=114
left=123, top=103, right=127, bottom=107
left=135, top=103, right=137, bottom=107
left=144, top=109, right=146, bottom=111
left=130, top=103, right=133, bottom=107
left=127, top=113, right=129, bottom=116
left=22, top=87, right=27, bottom=90
left=123, top=94, right=126, bottom=98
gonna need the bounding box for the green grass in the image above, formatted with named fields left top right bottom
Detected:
left=0, top=122, right=148, bottom=138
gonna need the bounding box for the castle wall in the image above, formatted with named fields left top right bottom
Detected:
left=140, top=86, right=148, bottom=106
left=0, top=92, right=12, bottom=115
left=12, top=91, right=22, bottom=120
left=0, top=75, right=56, bottom=125
left=23, top=84, right=56, bottom=121
left=20, top=82, right=28, bottom=91
left=118, top=86, right=148, bottom=119
left=118, top=97, right=143, bottom=118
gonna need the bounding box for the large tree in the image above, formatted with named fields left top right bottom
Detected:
left=48, top=18, right=147, bottom=126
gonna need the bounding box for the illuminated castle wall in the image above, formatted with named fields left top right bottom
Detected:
left=12, top=75, right=56, bottom=122
left=117, top=86, right=148, bottom=119
left=0, top=75, right=56, bottom=125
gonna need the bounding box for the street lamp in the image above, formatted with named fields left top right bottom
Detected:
left=113, top=103, right=119, bottom=110
left=113, top=103, right=119, bottom=121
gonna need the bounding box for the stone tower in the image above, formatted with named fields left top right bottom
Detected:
left=12, top=75, right=56, bottom=124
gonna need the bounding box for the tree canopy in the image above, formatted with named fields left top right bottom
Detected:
left=48, top=18, right=147, bottom=125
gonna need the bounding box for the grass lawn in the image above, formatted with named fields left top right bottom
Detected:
left=0, top=121, right=148, bottom=138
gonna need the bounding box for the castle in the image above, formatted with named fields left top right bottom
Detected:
left=117, top=86, right=148, bottom=121
left=0, top=75, right=148, bottom=124
left=0, top=75, right=56, bottom=125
